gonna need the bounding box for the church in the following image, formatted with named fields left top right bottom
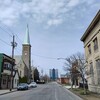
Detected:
left=15, top=25, right=31, bottom=83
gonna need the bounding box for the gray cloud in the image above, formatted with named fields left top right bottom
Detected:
left=0, top=0, right=97, bottom=26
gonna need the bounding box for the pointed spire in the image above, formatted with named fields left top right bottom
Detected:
left=23, top=24, right=30, bottom=45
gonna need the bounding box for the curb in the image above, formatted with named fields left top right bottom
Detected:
left=63, top=86, right=87, bottom=100
left=69, top=89, right=88, bottom=100
left=63, top=87, right=83, bottom=100
left=0, top=90, right=17, bottom=96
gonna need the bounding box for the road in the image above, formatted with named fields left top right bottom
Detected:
left=0, top=82, right=82, bottom=100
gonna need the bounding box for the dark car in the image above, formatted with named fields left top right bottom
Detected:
left=17, top=83, right=28, bottom=90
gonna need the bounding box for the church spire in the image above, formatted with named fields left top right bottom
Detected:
left=24, top=24, right=30, bottom=45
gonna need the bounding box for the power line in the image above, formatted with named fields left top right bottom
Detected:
left=15, top=48, right=58, bottom=60
left=0, top=22, right=22, bottom=41
left=0, top=26, right=12, bottom=37
left=0, top=36, right=58, bottom=60
left=0, top=21, right=22, bottom=43
left=15, top=47, right=22, bottom=54
left=0, top=23, right=23, bottom=49
left=0, top=23, right=59, bottom=60
left=0, top=21, right=14, bottom=35
left=31, top=53, right=57, bottom=60
left=16, top=34, right=23, bottom=45
left=0, top=35, right=57, bottom=60
left=0, top=38, right=11, bottom=46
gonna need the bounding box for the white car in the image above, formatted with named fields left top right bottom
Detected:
left=28, top=82, right=37, bottom=88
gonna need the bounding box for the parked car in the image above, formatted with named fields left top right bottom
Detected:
left=17, top=83, right=29, bottom=90
left=36, top=80, right=45, bottom=84
left=28, top=82, right=37, bottom=88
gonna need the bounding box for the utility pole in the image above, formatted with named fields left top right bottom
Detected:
left=10, top=35, right=17, bottom=91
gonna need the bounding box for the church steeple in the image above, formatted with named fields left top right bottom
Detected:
left=22, top=24, right=31, bottom=83
left=24, top=24, right=30, bottom=45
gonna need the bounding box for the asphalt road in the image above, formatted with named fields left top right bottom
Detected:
left=0, top=82, right=82, bottom=100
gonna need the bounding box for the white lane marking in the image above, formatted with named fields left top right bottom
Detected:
left=55, top=88, right=58, bottom=100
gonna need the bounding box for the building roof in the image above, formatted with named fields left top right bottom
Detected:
left=0, top=53, right=15, bottom=61
left=23, top=24, right=30, bottom=45
left=14, top=55, right=22, bottom=64
left=14, top=55, right=27, bottom=69
left=81, top=10, right=100, bottom=42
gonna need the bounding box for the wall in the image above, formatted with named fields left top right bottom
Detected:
left=83, top=18, right=100, bottom=93
left=61, top=77, right=70, bottom=84
left=13, top=72, right=19, bottom=88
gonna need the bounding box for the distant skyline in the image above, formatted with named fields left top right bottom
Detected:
left=0, top=0, right=100, bottom=75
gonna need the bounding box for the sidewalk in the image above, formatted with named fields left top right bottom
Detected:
left=64, top=85, right=79, bottom=89
left=0, top=89, right=17, bottom=95
left=64, top=85, right=100, bottom=100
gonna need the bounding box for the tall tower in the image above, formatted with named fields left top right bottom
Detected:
left=22, top=24, right=31, bottom=83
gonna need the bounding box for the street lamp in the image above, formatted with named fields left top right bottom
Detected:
left=57, top=58, right=67, bottom=60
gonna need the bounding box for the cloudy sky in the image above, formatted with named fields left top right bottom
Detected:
left=0, top=0, right=100, bottom=76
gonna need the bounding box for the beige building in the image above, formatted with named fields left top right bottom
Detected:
left=81, top=10, right=100, bottom=93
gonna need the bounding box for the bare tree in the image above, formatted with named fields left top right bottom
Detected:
left=76, top=53, right=87, bottom=94
left=64, top=57, right=79, bottom=89
left=42, top=74, right=50, bottom=83
left=64, top=52, right=87, bottom=94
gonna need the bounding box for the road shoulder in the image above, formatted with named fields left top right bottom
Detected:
left=0, top=89, right=17, bottom=95
left=64, top=85, right=100, bottom=100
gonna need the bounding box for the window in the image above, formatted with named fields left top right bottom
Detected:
left=3, top=79, right=6, bottom=85
left=15, top=79, right=16, bottom=84
left=90, top=62, right=94, bottom=84
left=96, top=59, right=100, bottom=84
left=20, top=64, right=22, bottom=67
left=17, top=79, right=19, bottom=85
left=4, top=63, right=8, bottom=69
left=93, top=37, right=98, bottom=51
left=8, top=64, right=12, bottom=70
left=88, top=44, right=91, bottom=54
left=90, top=62, right=94, bottom=74
left=20, top=71, right=22, bottom=76
left=4, top=62, right=12, bottom=70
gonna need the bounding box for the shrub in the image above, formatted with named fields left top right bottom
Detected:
left=19, top=76, right=28, bottom=83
